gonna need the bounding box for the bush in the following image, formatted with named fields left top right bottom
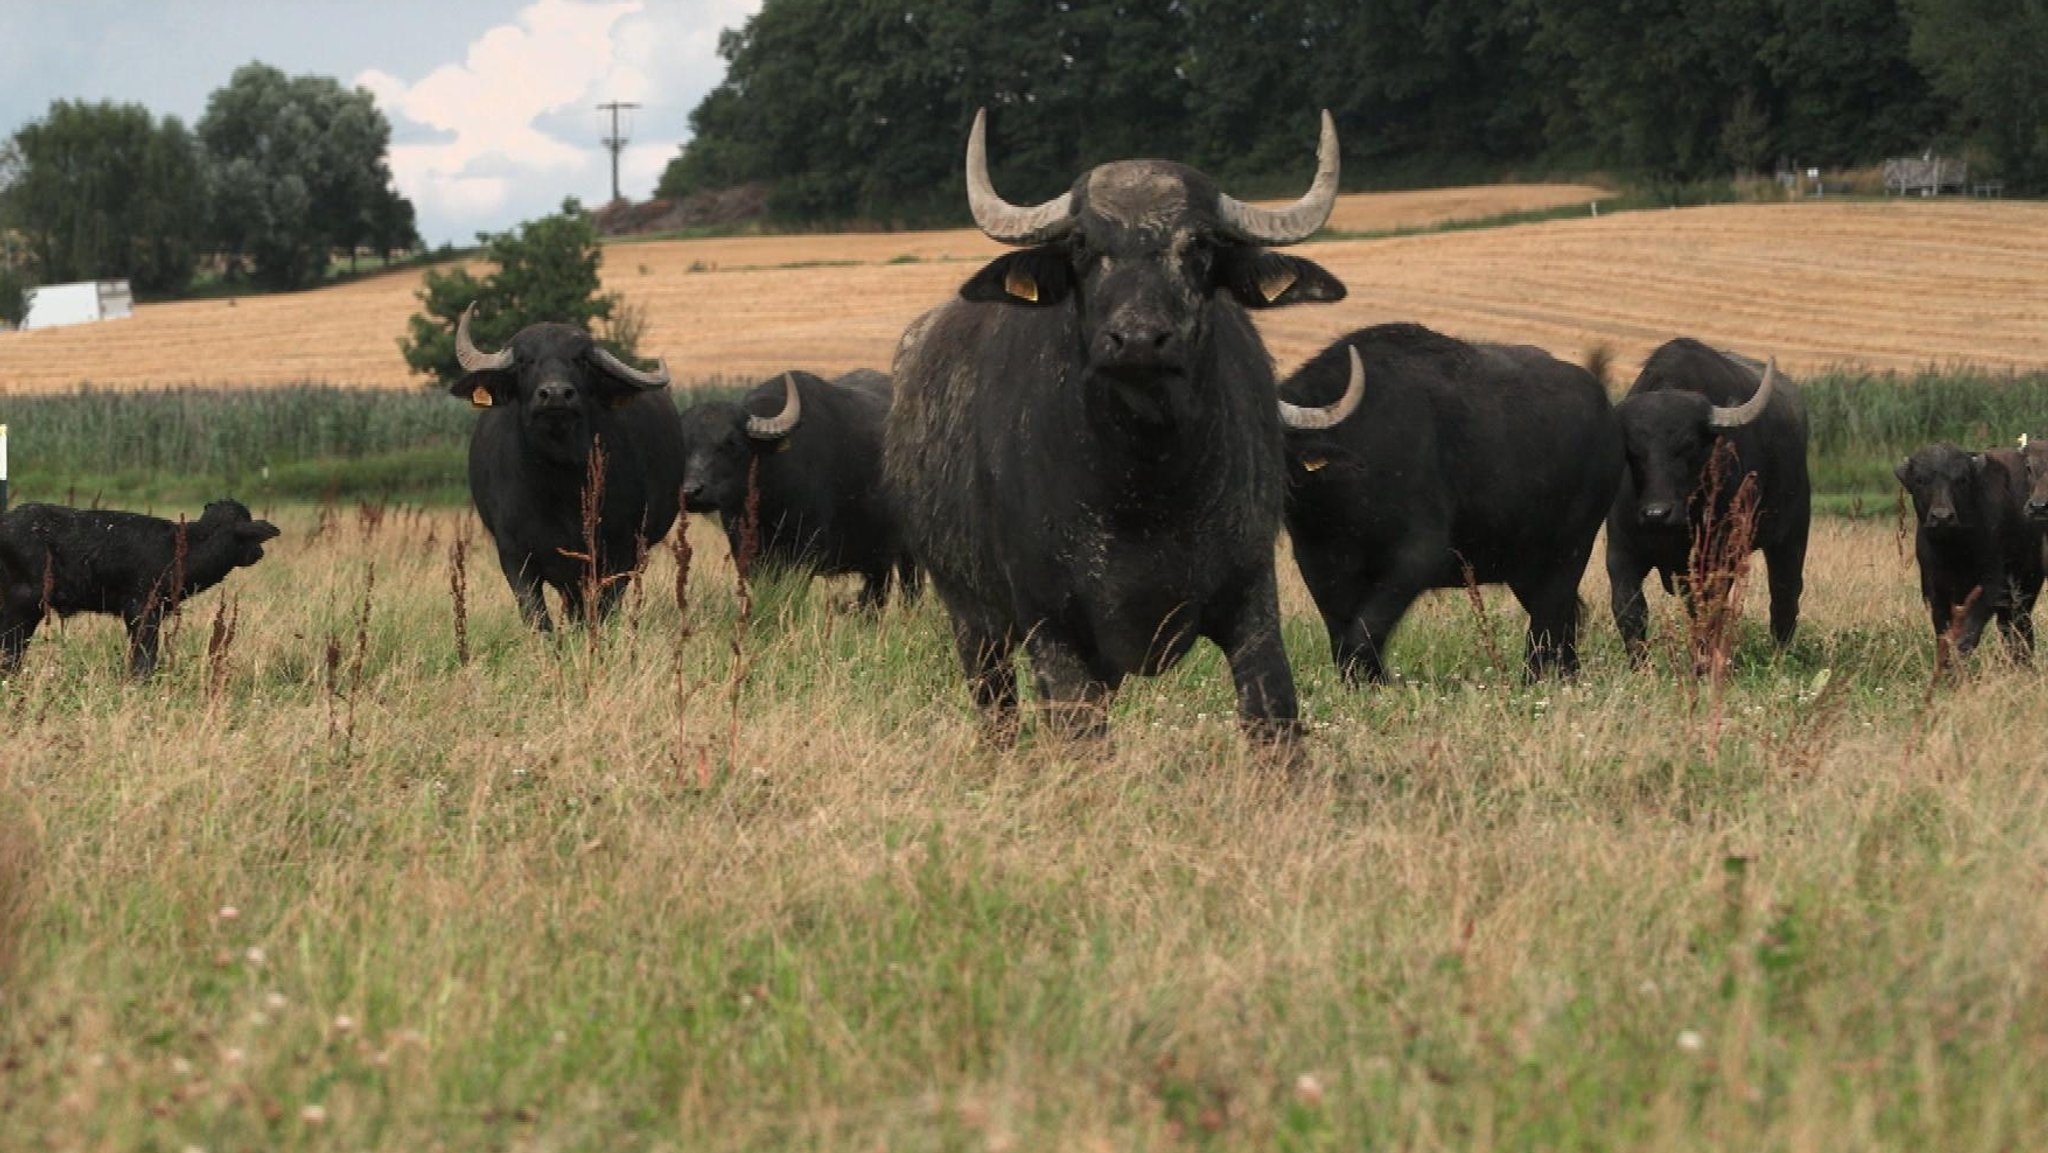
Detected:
left=0, top=264, right=32, bottom=328
left=399, top=198, right=645, bottom=386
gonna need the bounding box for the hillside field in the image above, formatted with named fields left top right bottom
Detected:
left=3, top=188, right=2043, bottom=396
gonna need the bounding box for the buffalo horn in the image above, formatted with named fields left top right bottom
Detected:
left=1216, top=110, right=1341, bottom=247
left=591, top=345, right=672, bottom=390
left=745, top=374, right=803, bottom=440
left=455, top=304, right=516, bottom=373
left=1279, top=346, right=1364, bottom=431
left=1707, top=357, right=1778, bottom=430
left=965, top=108, right=1076, bottom=246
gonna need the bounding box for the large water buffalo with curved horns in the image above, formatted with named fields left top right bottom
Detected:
left=678, top=370, right=916, bottom=608
left=885, top=108, right=1362, bottom=745
left=1605, top=338, right=1810, bottom=662
left=450, top=307, right=686, bottom=629
left=1281, top=324, right=1622, bottom=683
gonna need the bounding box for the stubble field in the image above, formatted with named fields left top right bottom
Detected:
left=3, top=189, right=2043, bottom=395
left=4, top=186, right=2048, bottom=1148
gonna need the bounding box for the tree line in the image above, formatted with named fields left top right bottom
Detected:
left=0, top=62, right=419, bottom=304
left=658, top=0, right=2046, bottom=224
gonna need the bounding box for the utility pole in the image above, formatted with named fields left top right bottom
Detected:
left=597, top=100, right=640, bottom=204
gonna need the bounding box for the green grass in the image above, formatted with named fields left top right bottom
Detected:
left=1, top=513, right=2045, bottom=1148
left=6, top=369, right=2040, bottom=512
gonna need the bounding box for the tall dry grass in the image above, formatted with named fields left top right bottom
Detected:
left=0, top=509, right=2045, bottom=1149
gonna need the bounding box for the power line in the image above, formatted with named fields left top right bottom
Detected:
left=597, top=100, right=641, bottom=203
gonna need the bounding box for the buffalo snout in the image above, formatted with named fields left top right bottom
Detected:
left=1095, top=322, right=1183, bottom=373
left=1637, top=501, right=1683, bottom=528
left=2026, top=499, right=2048, bottom=523
left=533, top=380, right=578, bottom=411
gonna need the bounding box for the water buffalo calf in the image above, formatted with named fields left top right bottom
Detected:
left=1282, top=324, right=1622, bottom=682
left=0, top=499, right=280, bottom=676
left=1896, top=443, right=2043, bottom=658
left=678, top=370, right=916, bottom=607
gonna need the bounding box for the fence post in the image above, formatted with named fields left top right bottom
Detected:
left=1, top=423, right=9, bottom=512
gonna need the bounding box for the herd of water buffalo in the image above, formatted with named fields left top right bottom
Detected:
left=3, top=110, right=2045, bottom=750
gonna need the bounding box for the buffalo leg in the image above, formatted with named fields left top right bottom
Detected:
left=1512, top=569, right=1584, bottom=680
left=497, top=547, right=554, bottom=632
left=1023, top=629, right=1115, bottom=743
left=2009, top=578, right=2041, bottom=662
left=855, top=567, right=890, bottom=612
left=1334, top=582, right=1423, bottom=686
left=123, top=602, right=165, bottom=679
left=1606, top=541, right=1655, bottom=667
left=952, top=619, right=1020, bottom=746
left=895, top=558, right=923, bottom=604
left=1209, top=581, right=1301, bottom=744
left=0, top=600, right=40, bottom=673
left=1762, top=532, right=1807, bottom=647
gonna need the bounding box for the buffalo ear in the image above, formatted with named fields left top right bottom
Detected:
left=1217, top=250, right=1347, bottom=309
left=453, top=372, right=508, bottom=408
left=1971, top=453, right=1988, bottom=475
left=959, top=248, right=1073, bottom=307
left=1894, top=459, right=1914, bottom=486
left=235, top=520, right=282, bottom=543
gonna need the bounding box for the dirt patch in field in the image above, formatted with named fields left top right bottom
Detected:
left=2, top=192, right=2041, bottom=394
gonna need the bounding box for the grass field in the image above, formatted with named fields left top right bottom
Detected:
left=3, top=182, right=2048, bottom=1149
left=4, top=191, right=2043, bottom=395
left=3, top=506, right=2047, bottom=1149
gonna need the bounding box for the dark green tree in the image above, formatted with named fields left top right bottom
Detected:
left=1906, top=0, right=2048, bottom=190
left=0, top=100, right=207, bottom=292
left=400, top=199, right=642, bottom=385
left=197, top=63, right=413, bottom=289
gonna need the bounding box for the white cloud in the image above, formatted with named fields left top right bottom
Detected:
left=360, top=1, right=643, bottom=241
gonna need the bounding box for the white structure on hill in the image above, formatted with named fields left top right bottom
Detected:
left=22, top=279, right=133, bottom=330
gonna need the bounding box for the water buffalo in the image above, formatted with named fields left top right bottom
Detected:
left=1896, top=443, right=2043, bottom=658
left=1606, top=338, right=1810, bottom=663
left=0, top=499, right=279, bottom=676
left=2023, top=436, right=2048, bottom=529
left=1282, top=324, right=1622, bottom=682
left=678, top=370, right=916, bottom=608
left=451, top=308, right=685, bottom=629
left=885, top=108, right=1362, bottom=744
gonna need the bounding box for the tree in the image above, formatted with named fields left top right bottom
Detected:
left=0, top=264, right=31, bottom=328
left=0, top=100, right=207, bottom=293
left=197, top=63, right=413, bottom=289
left=400, top=199, right=643, bottom=385
left=1906, top=0, right=2048, bottom=191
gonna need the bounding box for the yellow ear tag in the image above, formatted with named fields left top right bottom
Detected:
left=470, top=386, right=493, bottom=408
left=1004, top=266, right=1039, bottom=302
left=1259, top=266, right=1299, bottom=304
left=1301, top=456, right=1328, bottom=472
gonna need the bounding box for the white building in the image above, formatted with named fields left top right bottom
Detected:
left=21, top=279, right=134, bottom=330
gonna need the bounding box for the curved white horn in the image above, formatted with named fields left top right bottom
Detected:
left=455, top=304, right=516, bottom=373
left=590, top=345, right=672, bottom=390
left=1708, top=356, right=1777, bottom=430
left=1280, top=346, right=1364, bottom=431
left=1216, top=110, right=1341, bottom=246
left=745, top=373, right=803, bottom=440
left=966, top=108, right=1075, bottom=246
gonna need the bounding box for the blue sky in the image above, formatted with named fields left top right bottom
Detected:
left=0, top=0, right=763, bottom=245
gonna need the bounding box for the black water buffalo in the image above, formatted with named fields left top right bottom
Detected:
left=1282, top=324, right=1622, bottom=682
left=451, top=308, right=685, bottom=629
left=1896, top=443, right=2043, bottom=658
left=0, top=499, right=279, bottom=676
left=678, top=370, right=916, bottom=607
left=1606, top=338, right=1810, bottom=663
left=885, top=108, right=1362, bottom=744
left=2023, top=437, right=2048, bottom=529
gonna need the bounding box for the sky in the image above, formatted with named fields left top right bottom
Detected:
left=0, top=0, right=764, bottom=246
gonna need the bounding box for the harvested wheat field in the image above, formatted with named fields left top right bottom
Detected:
left=0, top=192, right=2042, bottom=395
